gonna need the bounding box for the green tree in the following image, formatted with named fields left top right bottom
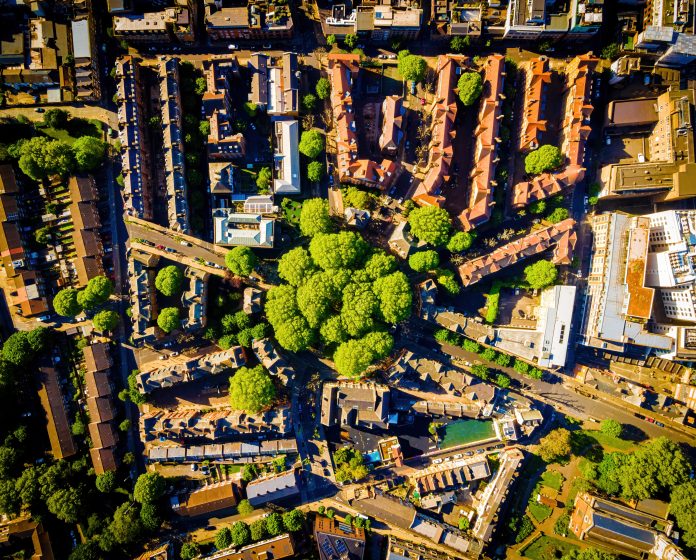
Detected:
left=241, top=464, right=258, bottom=483
left=307, top=160, right=325, bottom=183
left=266, top=512, right=284, bottom=536
left=600, top=419, right=622, bottom=438
left=495, top=373, right=511, bottom=388
left=302, top=93, right=317, bottom=112
left=43, top=108, right=69, bottom=129
left=68, top=543, right=101, bottom=560
left=408, top=206, right=452, bottom=246
left=364, top=253, right=396, bottom=280
left=524, top=260, right=558, bottom=290
left=326, top=34, right=337, bottom=47
left=79, top=275, right=114, bottom=309
left=215, top=527, right=232, bottom=550
left=538, top=428, right=572, bottom=463
left=457, top=72, right=483, bottom=106
left=316, top=77, right=331, bottom=100
left=278, top=247, right=316, bottom=286
left=195, top=76, right=207, bottom=95
left=525, top=145, right=564, bottom=175
left=671, top=481, right=696, bottom=548
left=344, top=33, right=358, bottom=49
left=462, top=339, right=481, bottom=353
left=547, top=207, right=569, bottom=223
left=333, top=338, right=375, bottom=378
left=373, top=271, right=412, bottom=324
left=320, top=315, right=348, bottom=345
left=600, top=43, right=620, bottom=60
left=309, top=231, right=368, bottom=270
left=93, top=310, right=119, bottom=333
left=157, top=307, right=181, bottom=333
left=46, top=486, right=82, bottom=523
left=53, top=288, right=82, bottom=317
left=95, top=471, right=116, bottom=493
left=134, top=472, right=165, bottom=504
left=225, top=246, right=258, bottom=276
left=230, top=521, right=251, bottom=547
left=229, top=365, right=276, bottom=413
left=256, top=167, right=272, bottom=191
left=300, top=198, right=332, bottom=236
left=180, top=542, right=201, bottom=560
left=140, top=502, right=162, bottom=531
left=199, top=120, right=211, bottom=136
left=450, top=35, right=471, bottom=53
left=250, top=518, right=268, bottom=541
left=342, top=186, right=376, bottom=209
left=495, top=353, right=511, bottom=367
left=562, top=549, right=617, bottom=560
left=34, top=226, right=52, bottom=245
left=299, top=130, right=325, bottom=159
left=282, top=509, right=306, bottom=532
left=274, top=314, right=314, bottom=353
left=73, top=137, right=107, bottom=172
left=398, top=54, right=427, bottom=83
left=437, top=269, right=460, bottom=295
left=155, top=265, right=184, bottom=296
left=447, top=231, right=474, bottom=253
left=237, top=498, right=254, bottom=516
left=529, top=200, right=546, bottom=215
left=458, top=517, right=470, bottom=531
left=1, top=332, right=31, bottom=366
left=119, top=419, right=131, bottom=432
left=243, top=102, right=258, bottom=117
left=471, top=363, right=489, bottom=380
left=409, top=250, right=440, bottom=272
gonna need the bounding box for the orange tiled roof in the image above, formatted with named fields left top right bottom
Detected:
left=519, top=57, right=551, bottom=153
left=457, top=218, right=577, bottom=286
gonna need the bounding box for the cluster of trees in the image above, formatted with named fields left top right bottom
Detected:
left=457, top=72, right=483, bottom=106
left=397, top=50, right=427, bottom=84
left=0, top=327, right=49, bottom=368
left=213, top=509, right=306, bottom=551
left=119, top=369, right=146, bottom=406
left=256, top=166, right=273, bottom=194
left=53, top=275, right=114, bottom=318
left=334, top=447, right=369, bottom=483
left=267, top=207, right=411, bottom=377
left=10, top=135, right=107, bottom=181
left=218, top=310, right=267, bottom=350
left=342, top=186, right=377, bottom=210
left=228, top=364, right=276, bottom=413
left=524, top=145, right=564, bottom=176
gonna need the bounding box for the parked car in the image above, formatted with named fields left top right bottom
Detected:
left=433, top=458, right=443, bottom=465
left=35, top=107, right=45, bottom=113
left=228, top=44, right=239, bottom=51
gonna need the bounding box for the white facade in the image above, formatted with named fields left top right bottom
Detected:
left=536, top=285, right=576, bottom=368
left=273, top=120, right=301, bottom=194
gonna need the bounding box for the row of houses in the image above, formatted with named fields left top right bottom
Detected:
left=116, top=56, right=154, bottom=221
left=329, top=53, right=398, bottom=190
left=37, top=361, right=77, bottom=461
left=127, top=249, right=157, bottom=339
left=158, top=57, right=190, bottom=234
left=68, top=176, right=105, bottom=287
left=457, top=218, right=577, bottom=287
left=511, top=54, right=597, bottom=208
left=140, top=405, right=292, bottom=442
left=0, top=165, right=49, bottom=318
left=146, top=439, right=298, bottom=463
left=83, top=342, right=120, bottom=475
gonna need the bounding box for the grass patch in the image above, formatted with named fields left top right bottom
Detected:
left=484, top=281, right=501, bottom=324
left=522, top=535, right=578, bottom=560
left=579, top=430, right=637, bottom=452
left=541, top=470, right=564, bottom=491
left=528, top=501, right=552, bottom=523
left=38, top=118, right=102, bottom=145
left=282, top=199, right=302, bottom=226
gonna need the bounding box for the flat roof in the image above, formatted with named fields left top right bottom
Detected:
left=606, top=98, right=658, bottom=128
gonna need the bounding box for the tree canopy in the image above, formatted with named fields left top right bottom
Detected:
left=225, top=247, right=258, bottom=276
left=157, top=307, right=181, bottom=333
left=278, top=247, right=317, bottom=286
left=671, top=481, right=696, bottom=547
left=457, top=72, right=483, bottom=106
left=316, top=77, right=331, bottom=100
left=73, top=137, right=107, bottom=172
left=600, top=419, right=622, bottom=438
left=229, top=365, right=276, bottom=413
left=92, top=310, right=119, bottom=333
left=397, top=53, right=427, bottom=83
left=78, top=276, right=113, bottom=310
left=524, top=260, right=558, bottom=290
left=447, top=231, right=474, bottom=253
left=53, top=288, right=82, bottom=317
left=299, top=130, right=325, bottom=159
left=525, top=145, right=564, bottom=175
left=256, top=167, right=272, bottom=191
left=342, top=186, right=376, bottom=210
left=133, top=472, right=166, bottom=504
left=155, top=265, right=184, bottom=296
left=299, top=198, right=332, bottom=237
left=408, top=206, right=452, bottom=246
left=307, top=160, right=325, bottom=183
left=409, top=250, right=440, bottom=272
left=537, top=428, right=572, bottom=463
left=547, top=207, right=570, bottom=224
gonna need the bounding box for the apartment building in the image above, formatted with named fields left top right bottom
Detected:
left=323, top=0, right=422, bottom=41
left=212, top=210, right=275, bottom=248
left=0, top=165, right=49, bottom=318
left=83, top=343, right=119, bottom=475
left=246, top=470, right=301, bottom=506
left=598, top=89, right=696, bottom=202
left=181, top=267, right=208, bottom=331
left=582, top=212, right=673, bottom=353
left=431, top=0, right=482, bottom=38
left=459, top=54, right=506, bottom=230
left=113, top=1, right=196, bottom=44
left=71, top=16, right=100, bottom=100
left=147, top=438, right=298, bottom=463
left=457, top=219, right=577, bottom=287
left=518, top=57, right=552, bottom=153
left=512, top=54, right=597, bottom=208
left=273, top=119, right=301, bottom=194
left=249, top=52, right=299, bottom=116
left=128, top=250, right=157, bottom=339
left=159, top=57, right=190, bottom=233
left=116, top=56, right=154, bottom=221
left=328, top=53, right=398, bottom=189
left=320, top=381, right=391, bottom=429
left=410, top=457, right=490, bottom=496
left=314, top=517, right=366, bottom=560
left=635, top=0, right=696, bottom=67
left=172, top=479, right=241, bottom=517
left=252, top=338, right=295, bottom=382
left=379, top=95, right=405, bottom=156
left=37, top=363, right=77, bottom=460
left=205, top=0, right=294, bottom=41
left=197, top=534, right=296, bottom=560
left=504, top=0, right=602, bottom=41
left=68, top=176, right=104, bottom=287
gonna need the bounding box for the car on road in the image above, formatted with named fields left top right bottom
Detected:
left=655, top=421, right=665, bottom=427
left=378, top=54, right=387, bottom=59
left=454, top=454, right=463, bottom=459
left=156, top=245, right=165, bottom=250
left=159, top=355, right=166, bottom=360
left=180, top=240, right=192, bottom=247
left=433, top=458, right=443, bottom=465
left=171, top=351, right=180, bottom=357
left=35, top=107, right=45, bottom=113
left=262, top=43, right=272, bottom=49
left=464, top=451, right=474, bottom=456
left=388, top=54, right=397, bottom=59
left=476, top=449, right=485, bottom=454
left=645, top=417, right=655, bottom=423
left=190, top=464, right=198, bottom=471
left=228, top=44, right=239, bottom=50
left=165, top=247, right=176, bottom=253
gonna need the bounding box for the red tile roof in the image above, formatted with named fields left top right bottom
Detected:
left=519, top=57, right=551, bottom=153
left=457, top=218, right=577, bottom=286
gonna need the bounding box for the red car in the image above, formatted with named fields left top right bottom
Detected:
left=156, top=245, right=165, bottom=250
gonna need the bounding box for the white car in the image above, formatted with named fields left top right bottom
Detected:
left=433, top=458, right=443, bottom=465
left=228, top=44, right=239, bottom=50
left=454, top=454, right=463, bottom=459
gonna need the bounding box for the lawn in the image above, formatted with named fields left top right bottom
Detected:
left=528, top=501, right=553, bottom=523
left=579, top=429, right=637, bottom=452
left=282, top=200, right=302, bottom=226
left=522, top=535, right=578, bottom=560
left=541, top=470, right=564, bottom=491
left=38, top=118, right=103, bottom=145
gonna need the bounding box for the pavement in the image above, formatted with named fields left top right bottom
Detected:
left=0, top=104, right=118, bottom=130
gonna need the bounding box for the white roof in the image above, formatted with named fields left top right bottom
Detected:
left=273, top=120, right=301, bottom=194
